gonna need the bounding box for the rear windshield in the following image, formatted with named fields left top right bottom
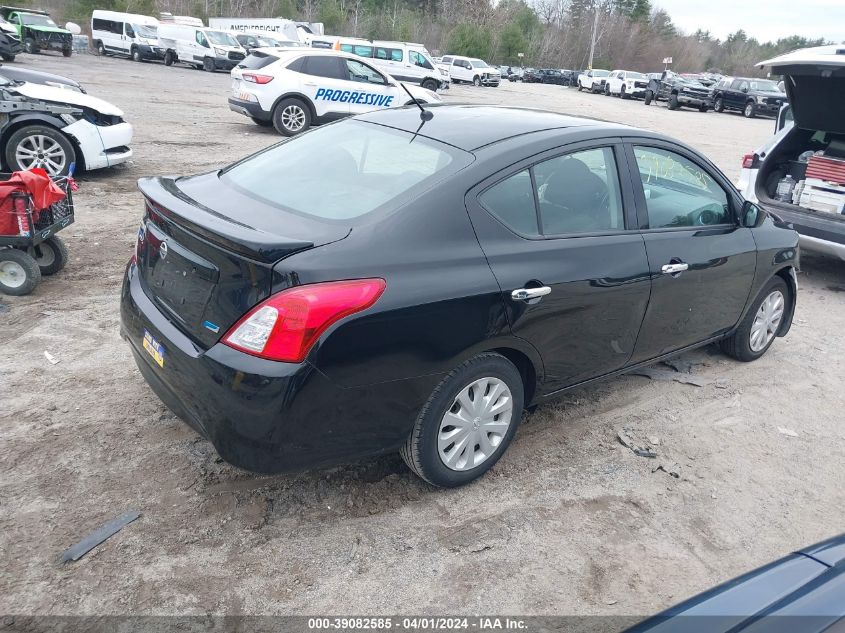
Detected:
left=221, top=121, right=470, bottom=220
left=238, top=51, right=278, bottom=69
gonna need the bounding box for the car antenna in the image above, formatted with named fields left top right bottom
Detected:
left=400, top=82, right=433, bottom=121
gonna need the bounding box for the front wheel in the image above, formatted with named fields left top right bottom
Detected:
left=668, top=93, right=680, bottom=109
left=644, top=90, right=653, bottom=105
left=272, top=97, right=311, bottom=136
left=720, top=276, right=790, bottom=362
left=164, top=50, right=175, bottom=66
left=23, top=38, right=36, bottom=54
left=699, top=104, right=708, bottom=112
left=1, top=53, right=15, bottom=62
left=577, top=81, right=583, bottom=91
left=401, top=352, right=524, bottom=488
left=473, top=75, right=481, bottom=87
left=131, top=47, right=142, bottom=62
left=62, top=48, right=72, bottom=58
left=744, top=101, right=756, bottom=118
left=0, top=248, right=40, bottom=296
left=203, top=57, right=215, bottom=72
left=95, top=40, right=106, bottom=56
left=714, top=96, right=724, bottom=112
left=5, top=125, right=76, bottom=177
left=421, top=78, right=438, bottom=91
left=28, top=236, right=68, bottom=276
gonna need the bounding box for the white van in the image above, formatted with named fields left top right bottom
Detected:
left=158, top=23, right=246, bottom=71
left=323, top=37, right=448, bottom=91
left=91, top=10, right=162, bottom=61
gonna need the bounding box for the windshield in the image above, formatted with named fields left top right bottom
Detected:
left=470, top=59, right=489, bottom=68
left=206, top=30, right=239, bottom=46
left=222, top=121, right=469, bottom=220
left=593, top=70, right=610, bottom=77
left=627, top=72, right=646, bottom=79
left=750, top=79, right=781, bottom=92
left=134, top=24, right=157, bottom=38
left=20, top=13, right=57, bottom=27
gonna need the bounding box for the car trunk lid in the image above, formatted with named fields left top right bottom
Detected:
left=758, top=45, right=845, bottom=134
left=136, top=172, right=351, bottom=348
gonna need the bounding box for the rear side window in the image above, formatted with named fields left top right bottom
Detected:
left=375, top=47, right=402, bottom=61
left=302, top=55, right=343, bottom=79
left=93, top=18, right=122, bottom=34
left=441, top=56, right=452, bottom=64
left=222, top=121, right=469, bottom=220
left=479, top=170, right=538, bottom=235
left=239, top=52, right=279, bottom=70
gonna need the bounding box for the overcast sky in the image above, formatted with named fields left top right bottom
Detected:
left=652, top=0, right=845, bottom=43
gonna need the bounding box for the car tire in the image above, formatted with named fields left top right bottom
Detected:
left=473, top=75, right=481, bottom=87
left=714, top=96, right=724, bottom=112
left=131, top=47, right=142, bottom=62
left=621, top=85, right=628, bottom=99
left=421, top=78, right=438, bottom=91
left=699, top=104, right=708, bottom=112
left=203, top=57, right=215, bottom=72
left=272, top=97, right=311, bottom=136
left=0, top=248, right=40, bottom=296
left=644, top=90, right=653, bottom=105
left=744, top=101, right=756, bottom=118
left=720, top=276, right=789, bottom=362
left=1, top=54, right=15, bottom=62
left=95, top=41, right=106, bottom=56
left=250, top=117, right=273, bottom=127
left=5, top=125, right=76, bottom=177
left=577, top=81, right=583, bottom=91
left=28, top=236, right=68, bottom=276
left=62, top=48, right=72, bottom=58
left=604, top=84, right=610, bottom=96
left=400, top=352, right=524, bottom=488
left=23, top=38, right=36, bottom=54
left=164, top=50, right=175, bottom=66
left=668, top=93, right=680, bottom=109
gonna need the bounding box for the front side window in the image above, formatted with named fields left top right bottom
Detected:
left=303, top=55, right=342, bottom=79
left=479, top=147, right=625, bottom=236
left=410, top=51, right=432, bottom=69
left=222, top=121, right=467, bottom=220
left=633, top=146, right=730, bottom=228
left=124, top=23, right=135, bottom=38
left=345, top=59, right=386, bottom=84
left=196, top=31, right=208, bottom=47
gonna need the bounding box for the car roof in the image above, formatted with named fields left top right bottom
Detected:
left=758, top=44, right=845, bottom=69
left=355, top=104, right=629, bottom=152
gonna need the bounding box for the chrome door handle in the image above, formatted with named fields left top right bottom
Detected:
left=662, top=263, right=689, bottom=274
left=511, top=286, right=551, bottom=301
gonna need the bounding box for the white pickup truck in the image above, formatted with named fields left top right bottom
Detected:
left=576, top=69, right=610, bottom=93
left=437, top=55, right=500, bottom=86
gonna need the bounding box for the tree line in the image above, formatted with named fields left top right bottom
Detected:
left=28, top=0, right=834, bottom=76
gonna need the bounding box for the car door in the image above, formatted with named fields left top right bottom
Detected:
left=466, top=141, right=652, bottom=394
left=341, top=57, right=397, bottom=115
left=121, top=22, right=134, bottom=56
left=297, top=55, right=351, bottom=119
left=624, top=141, right=757, bottom=363
left=727, top=78, right=746, bottom=110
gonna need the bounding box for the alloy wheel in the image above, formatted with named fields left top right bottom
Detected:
left=750, top=290, right=784, bottom=352
left=15, top=134, right=67, bottom=176
left=281, top=105, right=306, bottom=132
left=437, top=377, right=513, bottom=471
left=0, top=260, right=26, bottom=289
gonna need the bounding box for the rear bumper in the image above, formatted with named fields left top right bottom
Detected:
left=228, top=97, right=270, bottom=121
left=120, top=263, right=438, bottom=473
left=764, top=204, right=845, bottom=260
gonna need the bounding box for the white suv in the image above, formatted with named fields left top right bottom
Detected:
left=229, top=48, right=440, bottom=135
left=437, top=55, right=500, bottom=86
left=605, top=70, right=649, bottom=98
left=737, top=45, right=845, bottom=260
left=576, top=69, right=610, bottom=93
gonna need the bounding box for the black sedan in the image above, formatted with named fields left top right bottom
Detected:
left=120, top=105, right=799, bottom=487
left=628, top=534, right=845, bottom=632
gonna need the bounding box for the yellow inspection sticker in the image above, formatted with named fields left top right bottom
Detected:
left=142, top=329, right=165, bottom=368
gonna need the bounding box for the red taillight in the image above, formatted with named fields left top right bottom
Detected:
left=742, top=153, right=756, bottom=169
left=222, top=279, right=386, bottom=363
left=242, top=73, right=273, bottom=84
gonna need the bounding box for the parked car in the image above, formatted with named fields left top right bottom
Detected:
left=576, top=68, right=610, bottom=92
left=559, top=69, right=575, bottom=86
left=0, top=7, right=71, bottom=57
left=229, top=48, right=440, bottom=135
left=507, top=67, right=524, bottom=82
left=0, top=64, right=84, bottom=92
left=121, top=104, right=798, bottom=488
left=91, top=10, right=163, bottom=61
left=712, top=76, right=787, bottom=118
left=521, top=67, right=541, bottom=83
left=0, top=75, right=132, bottom=176
left=737, top=44, right=845, bottom=261
left=606, top=69, right=649, bottom=98
left=627, top=534, right=845, bottom=632
left=644, top=70, right=711, bottom=111
left=0, top=15, right=20, bottom=61
left=437, top=54, right=500, bottom=86
left=539, top=68, right=566, bottom=85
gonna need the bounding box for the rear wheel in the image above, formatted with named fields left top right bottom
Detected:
left=577, top=81, right=583, bottom=91
left=699, top=104, right=708, bottom=112
left=421, top=78, right=438, bottom=91
left=720, top=276, right=789, bottom=362
left=164, top=50, right=175, bottom=66
left=400, top=353, right=524, bottom=488
left=1, top=53, right=15, bottom=62
left=0, top=249, right=40, bottom=296
left=23, top=38, right=37, bottom=54
left=744, top=101, right=756, bottom=118
left=473, top=75, right=481, bottom=87
left=714, top=96, right=724, bottom=112
left=644, top=90, right=653, bottom=105
left=621, top=85, right=628, bottom=99
left=203, top=57, right=215, bottom=72
left=28, top=236, right=68, bottom=276
left=5, top=125, right=76, bottom=177
left=131, top=46, right=142, bottom=62
left=668, top=93, right=680, bottom=109
left=62, top=48, right=72, bottom=58
left=272, top=97, right=311, bottom=136
left=95, top=41, right=106, bottom=55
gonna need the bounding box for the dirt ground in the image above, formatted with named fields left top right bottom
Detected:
left=2, top=53, right=844, bottom=619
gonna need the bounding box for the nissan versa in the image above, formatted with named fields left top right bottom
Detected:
left=120, top=105, right=799, bottom=487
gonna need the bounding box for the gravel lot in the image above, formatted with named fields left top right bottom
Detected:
left=2, top=53, right=844, bottom=619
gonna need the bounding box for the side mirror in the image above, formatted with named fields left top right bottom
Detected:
left=740, top=200, right=764, bottom=228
